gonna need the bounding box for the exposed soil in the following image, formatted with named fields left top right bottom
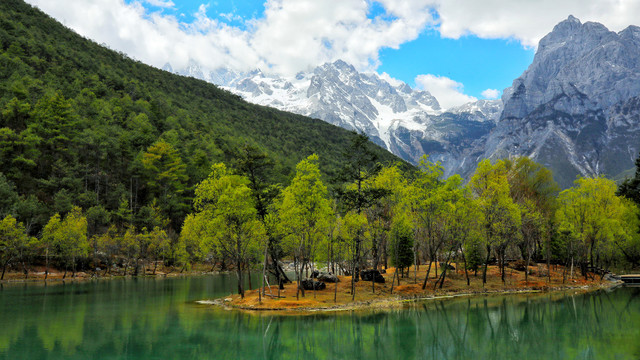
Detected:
left=207, top=263, right=614, bottom=313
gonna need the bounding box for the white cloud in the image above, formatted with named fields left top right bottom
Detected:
left=22, top=0, right=640, bottom=87
left=415, top=74, right=476, bottom=109
left=377, top=72, right=405, bottom=87
left=219, top=12, right=243, bottom=23
left=481, top=88, right=500, bottom=99
left=145, top=0, right=174, bottom=8
left=430, top=0, right=640, bottom=47
left=24, top=0, right=437, bottom=76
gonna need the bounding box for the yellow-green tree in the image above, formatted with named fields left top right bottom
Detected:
left=177, top=213, right=212, bottom=270
left=190, top=163, right=265, bottom=298
left=367, top=163, right=408, bottom=272
left=147, top=227, right=170, bottom=275
left=503, top=157, right=558, bottom=281
left=556, top=177, right=639, bottom=276
left=0, top=215, right=31, bottom=280
left=278, top=154, right=333, bottom=299
left=470, top=159, right=521, bottom=284
left=340, top=210, right=371, bottom=298
left=433, top=175, right=480, bottom=288
left=42, top=206, right=88, bottom=278
left=410, top=155, right=446, bottom=286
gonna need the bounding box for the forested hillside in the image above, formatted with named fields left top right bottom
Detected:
left=0, top=0, right=402, bottom=235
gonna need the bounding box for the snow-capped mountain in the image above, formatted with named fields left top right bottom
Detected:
left=164, top=59, right=500, bottom=170
left=165, top=16, right=640, bottom=187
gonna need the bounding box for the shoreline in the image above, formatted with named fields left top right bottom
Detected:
left=197, top=267, right=622, bottom=314
left=0, top=268, right=225, bottom=286
left=199, top=282, right=621, bottom=314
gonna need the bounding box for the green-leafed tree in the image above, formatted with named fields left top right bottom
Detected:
left=556, top=177, right=639, bottom=276
left=42, top=206, right=89, bottom=278
left=367, top=163, right=407, bottom=273
left=618, top=152, right=640, bottom=206
left=147, top=227, right=170, bottom=275
left=410, top=155, right=446, bottom=286
left=279, top=154, right=333, bottom=299
left=337, top=133, right=387, bottom=290
left=141, top=140, right=189, bottom=230
left=177, top=213, right=212, bottom=270
left=389, top=212, right=414, bottom=288
left=503, top=156, right=559, bottom=280
left=470, top=159, right=521, bottom=284
left=190, top=163, right=265, bottom=298
left=0, top=215, right=31, bottom=280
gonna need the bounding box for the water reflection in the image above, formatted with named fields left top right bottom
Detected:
left=1, top=277, right=639, bottom=360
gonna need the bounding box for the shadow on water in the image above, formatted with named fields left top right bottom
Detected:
left=1, top=276, right=640, bottom=359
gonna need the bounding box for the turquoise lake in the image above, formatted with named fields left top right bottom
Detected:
left=1, top=275, right=639, bottom=359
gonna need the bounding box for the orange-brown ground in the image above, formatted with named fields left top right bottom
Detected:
left=221, top=263, right=609, bottom=311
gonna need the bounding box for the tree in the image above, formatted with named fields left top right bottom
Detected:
left=367, top=163, right=407, bottom=272
left=177, top=213, right=212, bottom=270
left=556, top=177, right=638, bottom=277
left=190, top=163, right=265, bottom=298
left=0, top=215, right=31, bottom=280
left=618, top=152, right=640, bottom=206
left=503, top=157, right=558, bottom=281
left=42, top=207, right=89, bottom=278
left=95, top=226, right=120, bottom=275
left=147, top=227, right=170, bottom=275
left=410, top=155, right=446, bottom=287
left=469, top=159, right=521, bottom=284
left=337, top=132, right=387, bottom=299
left=141, top=140, right=189, bottom=230
left=389, top=213, right=414, bottom=288
left=278, top=154, right=333, bottom=299
left=0, top=173, right=19, bottom=218
left=233, top=144, right=289, bottom=297
left=434, top=176, right=480, bottom=288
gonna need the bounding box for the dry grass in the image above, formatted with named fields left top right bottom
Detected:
left=225, top=263, right=606, bottom=311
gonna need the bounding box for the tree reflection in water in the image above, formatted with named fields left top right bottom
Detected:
left=1, top=276, right=638, bottom=360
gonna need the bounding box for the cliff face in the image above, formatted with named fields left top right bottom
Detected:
left=460, top=16, right=640, bottom=187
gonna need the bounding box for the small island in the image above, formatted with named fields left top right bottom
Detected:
left=207, top=263, right=612, bottom=312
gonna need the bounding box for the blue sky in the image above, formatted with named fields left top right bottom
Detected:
left=377, top=31, right=534, bottom=98
left=136, top=0, right=534, bottom=100
left=27, top=0, right=640, bottom=108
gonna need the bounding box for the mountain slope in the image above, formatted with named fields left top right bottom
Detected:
left=169, top=59, right=502, bottom=172
left=0, top=0, right=404, bottom=232
left=464, top=16, right=640, bottom=187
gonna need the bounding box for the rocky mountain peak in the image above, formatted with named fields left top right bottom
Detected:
left=502, top=16, right=640, bottom=120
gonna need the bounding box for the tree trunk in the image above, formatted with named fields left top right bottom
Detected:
left=435, top=252, right=453, bottom=290
left=421, top=261, right=433, bottom=290
left=247, top=263, right=252, bottom=290
left=482, top=244, right=491, bottom=286
left=237, top=259, right=244, bottom=298
left=525, top=245, right=531, bottom=283
left=298, top=260, right=305, bottom=299
left=460, top=245, right=470, bottom=286
left=260, top=244, right=268, bottom=303
left=1, top=260, right=9, bottom=280
left=45, top=250, right=49, bottom=280
left=390, top=266, right=397, bottom=294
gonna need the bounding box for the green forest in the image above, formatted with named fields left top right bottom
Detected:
left=2, top=0, right=640, bottom=301
left=0, top=2, right=400, bottom=235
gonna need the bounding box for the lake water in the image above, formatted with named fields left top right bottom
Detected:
left=0, top=275, right=638, bottom=359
